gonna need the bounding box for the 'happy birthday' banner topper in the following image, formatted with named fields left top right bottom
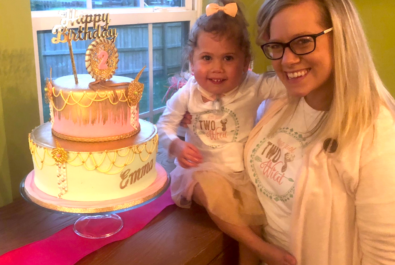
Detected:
left=51, top=9, right=118, bottom=44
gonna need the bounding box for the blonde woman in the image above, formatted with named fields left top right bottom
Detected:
left=243, top=0, right=395, bottom=264
left=180, top=0, right=395, bottom=263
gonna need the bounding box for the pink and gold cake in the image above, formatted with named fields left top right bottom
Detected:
left=26, top=12, right=167, bottom=211
left=28, top=69, right=161, bottom=202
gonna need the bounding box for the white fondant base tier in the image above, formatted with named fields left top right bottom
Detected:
left=29, top=120, right=158, bottom=202
left=23, top=165, right=169, bottom=214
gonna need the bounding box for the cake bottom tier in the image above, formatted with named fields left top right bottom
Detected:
left=29, top=120, right=158, bottom=202
left=23, top=164, right=168, bottom=214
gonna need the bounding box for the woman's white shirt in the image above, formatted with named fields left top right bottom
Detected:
left=247, top=98, right=324, bottom=250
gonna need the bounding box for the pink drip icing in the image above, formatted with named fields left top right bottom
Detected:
left=53, top=106, right=139, bottom=138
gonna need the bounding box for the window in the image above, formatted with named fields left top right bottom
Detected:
left=31, top=0, right=201, bottom=123
left=31, top=0, right=187, bottom=11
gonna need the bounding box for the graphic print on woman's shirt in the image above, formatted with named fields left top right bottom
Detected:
left=192, top=107, right=239, bottom=148
left=249, top=128, right=309, bottom=206
left=246, top=98, right=323, bottom=247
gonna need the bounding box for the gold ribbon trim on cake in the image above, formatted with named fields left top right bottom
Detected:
left=29, top=134, right=158, bottom=175
left=86, top=38, right=119, bottom=81
left=52, top=127, right=140, bottom=143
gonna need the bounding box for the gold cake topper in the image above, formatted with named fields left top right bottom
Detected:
left=51, top=9, right=118, bottom=84
left=85, top=38, right=119, bottom=81
left=51, top=9, right=117, bottom=44
left=128, top=66, right=146, bottom=106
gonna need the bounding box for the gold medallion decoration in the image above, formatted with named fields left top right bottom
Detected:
left=128, top=66, right=146, bottom=106
left=85, top=38, right=119, bottom=81
left=51, top=147, right=68, bottom=164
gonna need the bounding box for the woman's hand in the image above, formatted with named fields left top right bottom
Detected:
left=180, top=111, right=192, bottom=128
left=169, top=138, right=203, bottom=168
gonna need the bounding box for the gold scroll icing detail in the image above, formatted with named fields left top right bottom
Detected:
left=86, top=38, right=119, bottom=81
left=49, top=85, right=133, bottom=111
left=50, top=82, right=136, bottom=128
left=29, top=134, right=158, bottom=175
left=52, top=127, right=140, bottom=143
left=128, top=66, right=146, bottom=106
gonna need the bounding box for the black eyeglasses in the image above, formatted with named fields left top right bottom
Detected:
left=261, top=28, right=333, bottom=60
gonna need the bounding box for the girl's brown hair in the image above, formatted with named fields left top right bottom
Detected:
left=183, top=0, right=251, bottom=68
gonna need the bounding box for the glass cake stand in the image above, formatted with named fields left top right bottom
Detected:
left=20, top=167, right=170, bottom=239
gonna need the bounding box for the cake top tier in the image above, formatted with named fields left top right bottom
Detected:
left=53, top=74, right=132, bottom=91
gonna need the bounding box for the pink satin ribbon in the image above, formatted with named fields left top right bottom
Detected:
left=0, top=189, right=174, bottom=265
left=206, top=3, right=238, bottom=17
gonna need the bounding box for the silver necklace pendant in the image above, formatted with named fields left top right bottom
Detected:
left=212, top=96, right=222, bottom=115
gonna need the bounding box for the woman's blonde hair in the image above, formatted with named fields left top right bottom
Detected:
left=256, top=0, right=395, bottom=153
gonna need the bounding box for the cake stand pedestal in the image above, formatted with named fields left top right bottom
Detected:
left=73, top=214, right=123, bottom=239
left=20, top=163, right=170, bottom=239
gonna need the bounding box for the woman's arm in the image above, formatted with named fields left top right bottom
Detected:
left=357, top=111, right=395, bottom=264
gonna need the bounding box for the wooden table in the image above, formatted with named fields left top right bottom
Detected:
left=0, top=197, right=238, bottom=264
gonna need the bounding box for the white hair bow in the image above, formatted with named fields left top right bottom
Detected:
left=206, top=3, right=238, bottom=17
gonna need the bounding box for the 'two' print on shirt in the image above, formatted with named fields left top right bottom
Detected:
left=198, top=119, right=228, bottom=141
left=192, top=107, right=239, bottom=149
left=259, top=139, right=296, bottom=185
left=249, top=127, right=308, bottom=203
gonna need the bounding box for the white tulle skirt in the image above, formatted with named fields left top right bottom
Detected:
left=170, top=162, right=267, bottom=226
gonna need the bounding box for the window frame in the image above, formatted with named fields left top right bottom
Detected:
left=31, top=0, right=202, bottom=123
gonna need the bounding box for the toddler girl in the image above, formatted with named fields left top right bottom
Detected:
left=157, top=1, right=296, bottom=264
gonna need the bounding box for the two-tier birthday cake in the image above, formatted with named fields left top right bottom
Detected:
left=25, top=11, right=167, bottom=211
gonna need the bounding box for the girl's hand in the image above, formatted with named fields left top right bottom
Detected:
left=180, top=111, right=192, bottom=128
left=169, top=138, right=203, bottom=168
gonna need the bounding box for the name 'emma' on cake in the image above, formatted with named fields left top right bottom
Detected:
left=120, top=159, right=155, bottom=189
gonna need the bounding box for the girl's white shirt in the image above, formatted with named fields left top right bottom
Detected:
left=157, top=71, right=285, bottom=174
